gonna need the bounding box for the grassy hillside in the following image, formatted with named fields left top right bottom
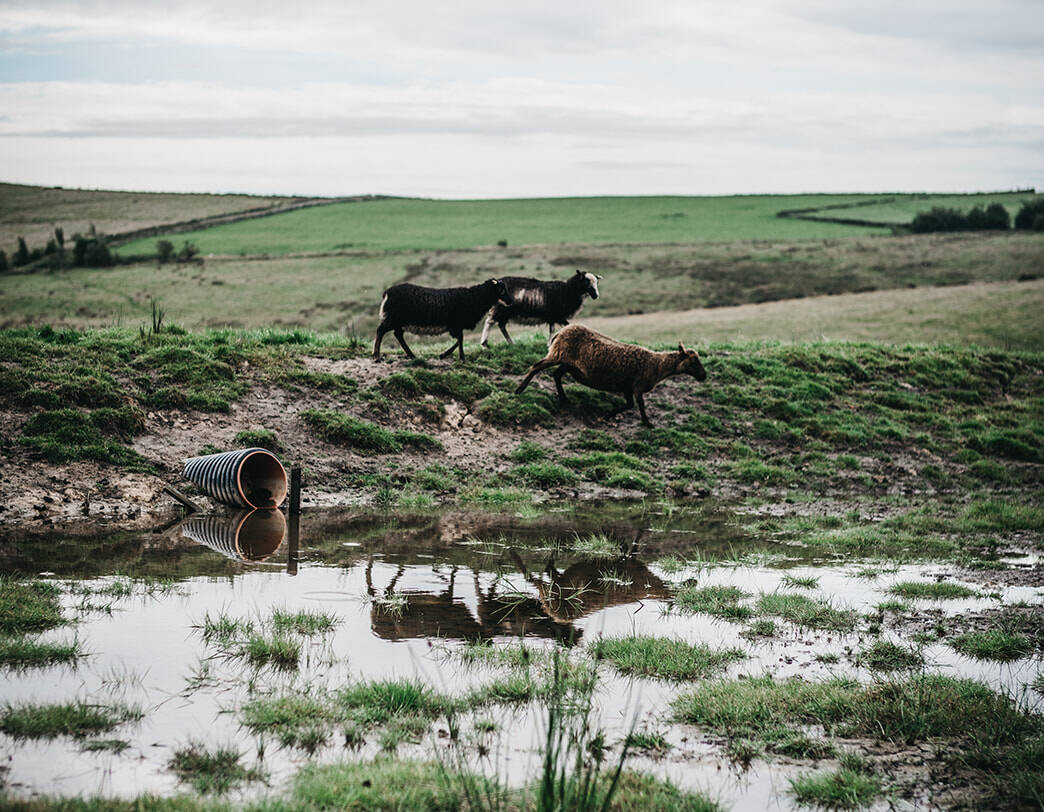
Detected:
left=3, top=231, right=1042, bottom=348
left=0, top=182, right=309, bottom=259
left=115, top=191, right=1041, bottom=255
left=805, top=191, right=1039, bottom=226
left=1, top=325, right=1040, bottom=507
left=584, top=279, right=1044, bottom=350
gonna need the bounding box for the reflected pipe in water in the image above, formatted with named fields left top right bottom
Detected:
left=181, top=509, right=287, bottom=561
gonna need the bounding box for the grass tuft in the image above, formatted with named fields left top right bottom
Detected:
left=592, top=635, right=745, bottom=680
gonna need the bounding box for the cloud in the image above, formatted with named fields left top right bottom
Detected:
left=0, top=2, right=1040, bottom=196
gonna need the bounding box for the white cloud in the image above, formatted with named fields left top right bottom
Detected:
left=0, top=1, right=1040, bottom=195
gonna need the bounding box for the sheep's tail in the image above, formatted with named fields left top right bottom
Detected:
left=516, top=358, right=559, bottom=394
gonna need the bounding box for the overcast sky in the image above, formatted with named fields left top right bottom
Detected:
left=1, top=1, right=1041, bottom=198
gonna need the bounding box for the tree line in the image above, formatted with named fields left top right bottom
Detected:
left=910, top=198, right=1044, bottom=234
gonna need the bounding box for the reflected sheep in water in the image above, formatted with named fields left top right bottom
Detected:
left=180, top=509, right=287, bottom=561
left=365, top=552, right=670, bottom=645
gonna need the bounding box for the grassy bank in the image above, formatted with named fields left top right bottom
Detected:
left=1, top=325, right=1040, bottom=518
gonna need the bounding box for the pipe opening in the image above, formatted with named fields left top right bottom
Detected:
left=237, top=451, right=288, bottom=509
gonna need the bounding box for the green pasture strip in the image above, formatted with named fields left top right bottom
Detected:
left=119, top=194, right=886, bottom=255
left=5, top=232, right=1042, bottom=342
left=807, top=191, right=1042, bottom=226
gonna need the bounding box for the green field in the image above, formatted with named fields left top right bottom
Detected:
left=0, top=182, right=306, bottom=259
left=3, top=185, right=1043, bottom=349
left=813, top=191, right=1037, bottom=226
left=115, top=191, right=1040, bottom=255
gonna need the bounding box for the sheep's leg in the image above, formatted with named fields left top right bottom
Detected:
left=498, top=322, right=513, bottom=345
left=480, top=315, right=495, bottom=348
left=635, top=392, right=653, bottom=427
left=551, top=366, right=571, bottom=405
left=373, top=324, right=390, bottom=360
left=439, top=330, right=464, bottom=361
left=515, top=358, right=558, bottom=394
left=393, top=328, right=416, bottom=359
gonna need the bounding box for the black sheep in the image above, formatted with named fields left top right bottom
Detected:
left=480, top=270, right=600, bottom=347
left=373, top=279, right=511, bottom=361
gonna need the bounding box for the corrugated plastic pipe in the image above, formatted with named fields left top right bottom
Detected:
left=183, top=447, right=288, bottom=509
left=181, top=509, right=287, bottom=561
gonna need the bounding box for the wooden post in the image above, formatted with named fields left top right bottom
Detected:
left=289, top=465, right=302, bottom=515
left=286, top=465, right=302, bottom=576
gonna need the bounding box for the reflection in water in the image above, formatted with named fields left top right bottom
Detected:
left=180, top=510, right=286, bottom=561
left=365, top=553, right=671, bottom=645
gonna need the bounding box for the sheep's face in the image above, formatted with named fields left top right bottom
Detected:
left=487, top=278, right=513, bottom=307
left=676, top=345, right=707, bottom=381
left=577, top=269, right=600, bottom=299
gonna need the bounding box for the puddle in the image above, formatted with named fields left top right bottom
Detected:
left=1, top=501, right=1041, bottom=809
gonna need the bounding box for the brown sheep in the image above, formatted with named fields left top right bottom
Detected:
left=515, top=324, right=706, bottom=426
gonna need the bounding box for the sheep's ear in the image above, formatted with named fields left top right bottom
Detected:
left=678, top=343, right=686, bottom=353
left=575, top=269, right=582, bottom=275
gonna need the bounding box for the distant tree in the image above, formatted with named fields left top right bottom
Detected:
left=156, top=239, right=175, bottom=264
left=1014, top=198, right=1044, bottom=230
left=178, top=241, right=199, bottom=261
left=910, top=207, right=968, bottom=233
left=54, top=226, right=64, bottom=250
left=0, top=250, right=8, bottom=272
left=966, top=203, right=1010, bottom=231
left=72, top=234, right=114, bottom=267
left=14, top=237, right=30, bottom=266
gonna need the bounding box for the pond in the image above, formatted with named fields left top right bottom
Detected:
left=1, top=500, right=1041, bottom=809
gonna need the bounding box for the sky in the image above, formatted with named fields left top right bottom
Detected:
left=0, top=1, right=1042, bottom=199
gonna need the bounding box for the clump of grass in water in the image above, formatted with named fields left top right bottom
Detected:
left=168, top=742, right=265, bottom=794
left=270, top=607, right=339, bottom=636
left=950, top=630, right=1034, bottom=662
left=241, top=692, right=333, bottom=750
left=0, top=701, right=142, bottom=740
left=570, top=531, right=620, bottom=558
left=337, top=679, right=450, bottom=728
left=0, top=636, right=81, bottom=670
left=857, top=640, right=924, bottom=672
left=781, top=573, right=820, bottom=590
left=756, top=592, right=858, bottom=632
left=592, top=635, right=745, bottom=681
left=886, top=581, right=978, bottom=600
left=741, top=619, right=778, bottom=640
left=243, top=633, right=300, bottom=670
left=789, top=765, right=883, bottom=810
left=0, top=579, right=66, bottom=635
left=624, top=729, right=672, bottom=756
left=672, top=584, right=753, bottom=621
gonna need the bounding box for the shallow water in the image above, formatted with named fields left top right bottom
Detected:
left=2, top=501, right=1041, bottom=809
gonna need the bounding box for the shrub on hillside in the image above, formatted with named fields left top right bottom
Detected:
left=966, top=203, right=1010, bottom=230
left=72, top=234, right=114, bottom=267
left=911, top=202, right=1014, bottom=234
left=1014, top=198, right=1044, bottom=230
left=156, top=240, right=175, bottom=263
left=910, top=207, right=969, bottom=233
